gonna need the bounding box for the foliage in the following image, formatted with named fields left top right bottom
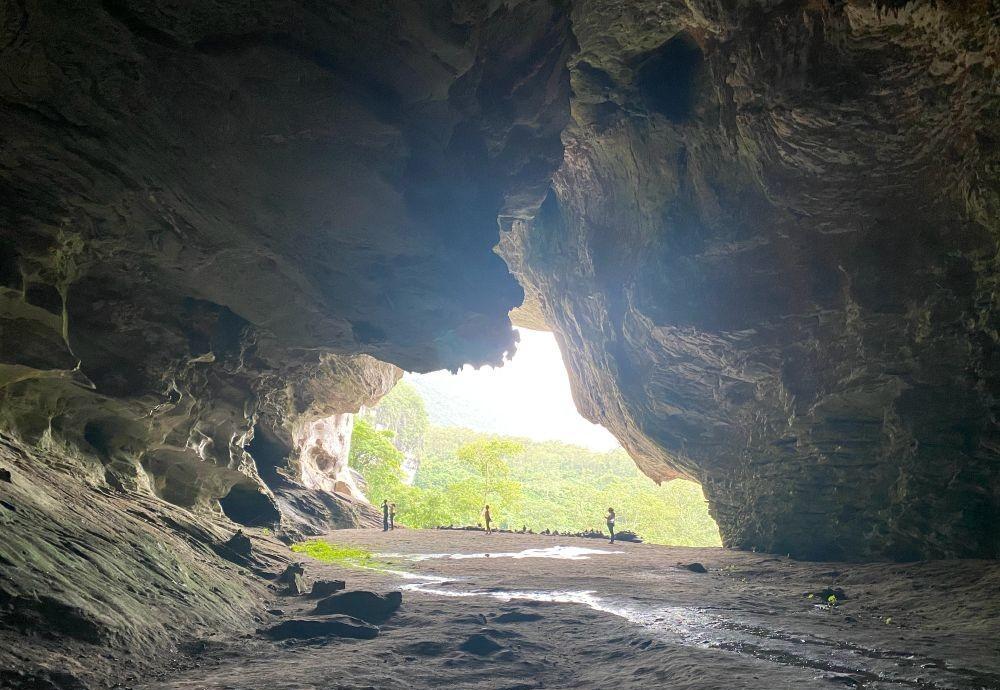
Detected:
left=415, top=428, right=721, bottom=545
left=348, top=418, right=407, bottom=507
left=456, top=437, right=523, bottom=509
left=350, top=403, right=722, bottom=545
left=291, top=540, right=375, bottom=566
left=365, top=380, right=428, bottom=457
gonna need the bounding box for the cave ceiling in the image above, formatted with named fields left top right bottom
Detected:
left=0, top=0, right=998, bottom=559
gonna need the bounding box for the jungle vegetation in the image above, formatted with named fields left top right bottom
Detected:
left=351, top=381, right=722, bottom=547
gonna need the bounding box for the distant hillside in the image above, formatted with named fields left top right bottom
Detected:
left=403, top=374, right=505, bottom=433
left=402, top=370, right=620, bottom=451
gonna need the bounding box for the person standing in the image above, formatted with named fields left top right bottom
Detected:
left=389, top=502, right=397, bottom=530
left=606, top=507, right=616, bottom=544
left=382, top=499, right=390, bottom=532
left=482, top=504, right=493, bottom=534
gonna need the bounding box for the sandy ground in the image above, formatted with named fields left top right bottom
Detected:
left=139, top=529, right=1000, bottom=690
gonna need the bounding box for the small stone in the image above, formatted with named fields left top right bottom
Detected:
left=263, top=615, right=379, bottom=640
left=459, top=633, right=503, bottom=656
left=309, top=579, right=346, bottom=598
left=814, top=587, right=848, bottom=601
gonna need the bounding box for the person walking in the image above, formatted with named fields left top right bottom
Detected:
left=606, top=507, right=616, bottom=544
left=389, top=502, right=397, bottom=530
left=382, top=499, right=390, bottom=532
left=482, top=504, right=493, bottom=534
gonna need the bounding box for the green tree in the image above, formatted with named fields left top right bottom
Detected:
left=455, top=438, right=524, bottom=523
left=368, top=380, right=428, bottom=456
left=349, top=417, right=406, bottom=506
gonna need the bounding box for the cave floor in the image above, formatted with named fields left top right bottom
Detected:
left=140, top=529, right=1000, bottom=690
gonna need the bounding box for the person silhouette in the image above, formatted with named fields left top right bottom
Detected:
left=482, top=504, right=493, bottom=534
left=606, top=507, right=616, bottom=544
left=382, top=499, right=390, bottom=532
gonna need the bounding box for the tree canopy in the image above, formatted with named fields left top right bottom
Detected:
left=350, top=382, right=722, bottom=546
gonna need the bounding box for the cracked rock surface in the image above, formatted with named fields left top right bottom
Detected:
left=503, top=0, right=1000, bottom=560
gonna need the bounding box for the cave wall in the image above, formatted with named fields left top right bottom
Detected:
left=504, top=0, right=1000, bottom=560
left=0, top=0, right=996, bottom=617
left=0, top=2, right=574, bottom=678
left=0, top=0, right=572, bottom=528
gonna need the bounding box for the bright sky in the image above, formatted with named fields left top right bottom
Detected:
left=405, top=328, right=621, bottom=451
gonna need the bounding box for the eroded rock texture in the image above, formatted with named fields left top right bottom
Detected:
left=0, top=1, right=572, bottom=680
left=0, top=12, right=998, bottom=685
left=504, top=0, right=1000, bottom=560
left=0, top=0, right=571, bottom=527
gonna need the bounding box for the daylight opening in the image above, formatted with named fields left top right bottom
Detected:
left=350, top=328, right=721, bottom=546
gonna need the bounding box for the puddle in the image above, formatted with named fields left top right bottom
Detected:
left=380, top=545, right=623, bottom=561
left=396, top=578, right=999, bottom=689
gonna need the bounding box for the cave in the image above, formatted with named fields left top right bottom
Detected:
left=0, top=1, right=998, bottom=688
left=633, top=33, right=704, bottom=122
left=218, top=484, right=281, bottom=528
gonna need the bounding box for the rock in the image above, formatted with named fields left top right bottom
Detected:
left=313, top=590, right=402, bottom=624
left=613, top=531, right=642, bottom=543
left=399, top=641, right=448, bottom=657
left=499, top=2, right=1000, bottom=561
left=224, top=530, right=253, bottom=557
left=493, top=610, right=544, bottom=623
left=278, top=563, right=307, bottom=596
left=683, top=563, right=708, bottom=574
left=277, top=563, right=305, bottom=583
left=0, top=468, right=11, bottom=483
left=459, top=633, right=504, bottom=656
left=309, top=580, right=347, bottom=598
left=814, top=587, right=848, bottom=601
left=262, top=615, right=379, bottom=641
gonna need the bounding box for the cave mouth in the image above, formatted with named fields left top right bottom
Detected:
left=353, top=327, right=721, bottom=546
left=633, top=32, right=704, bottom=122
left=219, top=484, right=281, bottom=527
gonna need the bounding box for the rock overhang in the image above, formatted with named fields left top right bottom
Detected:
left=0, top=0, right=998, bottom=561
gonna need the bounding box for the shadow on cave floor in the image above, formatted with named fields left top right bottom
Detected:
left=140, top=530, right=1000, bottom=690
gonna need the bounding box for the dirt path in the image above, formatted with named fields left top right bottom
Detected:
left=140, top=529, right=1000, bottom=690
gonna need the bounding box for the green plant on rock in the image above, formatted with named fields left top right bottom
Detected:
left=290, top=540, right=374, bottom=567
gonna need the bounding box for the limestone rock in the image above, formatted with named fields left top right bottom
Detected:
left=313, top=590, right=402, bottom=624
left=501, top=0, right=1000, bottom=561
left=277, top=563, right=307, bottom=596
left=459, top=632, right=504, bottom=656
left=263, top=615, right=379, bottom=641
left=309, top=580, right=347, bottom=598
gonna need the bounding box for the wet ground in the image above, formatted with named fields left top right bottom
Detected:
left=140, top=529, right=1000, bottom=690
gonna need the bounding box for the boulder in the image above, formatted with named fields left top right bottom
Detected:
left=308, top=580, right=346, bottom=598
left=683, top=563, right=708, bottom=574
left=459, top=633, right=504, bottom=656
left=313, top=590, right=402, bottom=624
left=493, top=610, right=544, bottom=623
left=223, top=530, right=253, bottom=558
left=263, top=615, right=378, bottom=640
